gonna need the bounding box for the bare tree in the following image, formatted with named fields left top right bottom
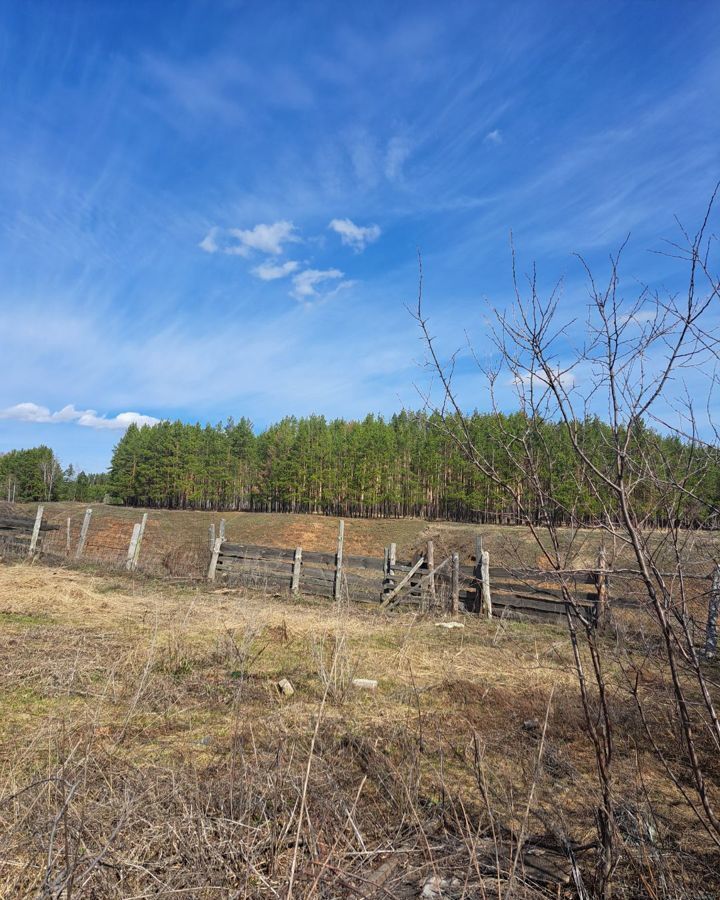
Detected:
left=40, top=453, right=62, bottom=502
left=414, top=186, right=720, bottom=893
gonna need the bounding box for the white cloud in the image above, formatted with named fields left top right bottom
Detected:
left=0, top=296, right=426, bottom=473
left=77, top=410, right=161, bottom=430
left=228, top=220, right=298, bottom=256
left=200, top=220, right=299, bottom=257
left=251, top=260, right=300, bottom=281
left=484, top=129, right=503, bottom=145
left=328, top=218, right=381, bottom=252
left=0, top=402, right=159, bottom=431
left=291, top=268, right=344, bottom=300
left=198, top=227, right=220, bottom=253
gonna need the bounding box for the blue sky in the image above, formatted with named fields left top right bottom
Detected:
left=1, top=0, right=719, bottom=471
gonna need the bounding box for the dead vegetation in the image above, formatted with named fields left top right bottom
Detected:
left=0, top=562, right=718, bottom=898
left=21, top=504, right=436, bottom=562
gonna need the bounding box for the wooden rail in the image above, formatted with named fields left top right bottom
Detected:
left=10, top=509, right=705, bottom=633
left=214, top=523, right=604, bottom=623
left=0, top=510, right=58, bottom=558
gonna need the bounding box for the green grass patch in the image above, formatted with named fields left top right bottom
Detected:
left=0, top=610, right=54, bottom=627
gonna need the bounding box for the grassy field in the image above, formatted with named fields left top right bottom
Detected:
left=1, top=560, right=718, bottom=896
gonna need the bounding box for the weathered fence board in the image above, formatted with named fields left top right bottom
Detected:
left=213, top=532, right=600, bottom=623
left=221, top=543, right=297, bottom=562
left=0, top=515, right=56, bottom=532
left=489, top=579, right=597, bottom=603
left=489, top=592, right=592, bottom=614
left=0, top=514, right=58, bottom=533
left=0, top=510, right=59, bottom=559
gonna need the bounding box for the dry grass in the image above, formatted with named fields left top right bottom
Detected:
left=21, top=503, right=435, bottom=560
left=15, top=502, right=637, bottom=570
left=21, top=503, right=720, bottom=580
left=0, top=561, right=718, bottom=897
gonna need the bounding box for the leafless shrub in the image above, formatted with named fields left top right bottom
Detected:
left=413, top=188, right=720, bottom=895
left=4, top=565, right=720, bottom=898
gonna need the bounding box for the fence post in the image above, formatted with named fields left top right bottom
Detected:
left=219, top=518, right=226, bottom=542
left=705, top=564, right=720, bottom=659
left=131, top=512, right=148, bottom=571
left=207, top=536, right=223, bottom=582
left=383, top=543, right=397, bottom=603
left=382, top=546, right=389, bottom=601
left=474, top=535, right=483, bottom=613
left=66, top=517, right=71, bottom=554
left=451, top=552, right=460, bottom=614
left=596, top=545, right=609, bottom=628
left=75, top=508, right=92, bottom=559
left=333, top=519, right=345, bottom=601
left=291, top=546, right=302, bottom=595
left=208, top=523, right=216, bottom=552
left=126, top=523, right=142, bottom=571
left=28, top=505, right=44, bottom=556
left=481, top=550, right=492, bottom=619
left=427, top=540, right=436, bottom=607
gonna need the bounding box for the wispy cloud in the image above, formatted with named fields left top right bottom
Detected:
left=385, top=136, right=412, bottom=180
left=200, top=221, right=299, bottom=257
left=0, top=403, right=160, bottom=431
left=291, top=267, right=344, bottom=300
left=329, top=218, right=381, bottom=252
left=199, top=227, right=220, bottom=253
left=2, top=0, right=719, bottom=473
left=251, top=260, right=300, bottom=280
left=142, top=51, right=315, bottom=127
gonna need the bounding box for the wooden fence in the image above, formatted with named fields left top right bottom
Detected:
left=3, top=507, right=718, bottom=641
left=0, top=506, right=58, bottom=556
left=0, top=508, right=614, bottom=624
left=0, top=507, right=160, bottom=574
left=210, top=525, right=600, bottom=624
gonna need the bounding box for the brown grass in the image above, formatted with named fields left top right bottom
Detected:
left=16, top=501, right=632, bottom=570
left=23, top=503, right=435, bottom=559
left=21, top=502, right=720, bottom=578
left=0, top=561, right=718, bottom=897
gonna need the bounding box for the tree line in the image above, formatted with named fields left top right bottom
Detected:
left=4, top=412, right=717, bottom=526
left=0, top=447, right=109, bottom=504
left=104, top=412, right=720, bottom=526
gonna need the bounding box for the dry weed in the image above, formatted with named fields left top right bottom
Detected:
left=0, top=562, right=718, bottom=897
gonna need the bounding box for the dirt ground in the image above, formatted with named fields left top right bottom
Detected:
left=20, top=501, right=600, bottom=564
left=1, top=560, right=718, bottom=896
